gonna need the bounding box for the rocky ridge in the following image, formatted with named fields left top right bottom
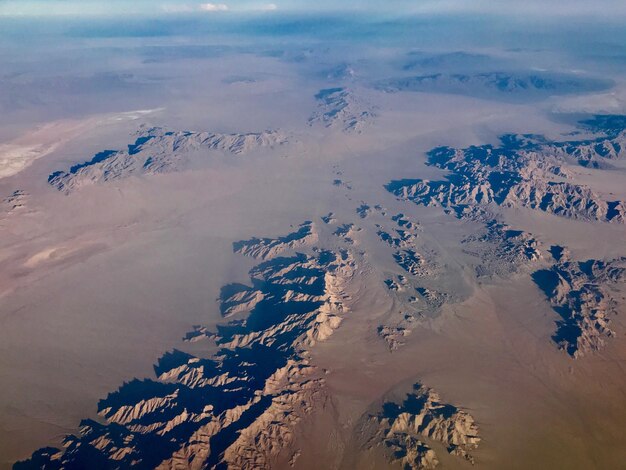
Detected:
left=386, top=119, right=626, bottom=224
left=376, top=71, right=612, bottom=99
left=2, top=189, right=29, bottom=215
left=16, top=223, right=358, bottom=469
left=308, top=88, right=376, bottom=133
left=374, top=212, right=455, bottom=351
left=233, top=221, right=318, bottom=260
left=48, top=126, right=287, bottom=193
left=461, top=219, right=542, bottom=278
left=533, top=256, right=626, bottom=358
left=363, top=383, right=481, bottom=469
left=384, top=118, right=626, bottom=280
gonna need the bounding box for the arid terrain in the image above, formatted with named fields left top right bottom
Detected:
left=0, top=6, right=625, bottom=470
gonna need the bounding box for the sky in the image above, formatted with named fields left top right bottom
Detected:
left=3, top=0, right=626, bottom=18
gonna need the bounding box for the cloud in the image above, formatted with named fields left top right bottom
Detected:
left=160, top=0, right=278, bottom=13
left=2, top=0, right=626, bottom=18
left=258, top=3, right=278, bottom=10
left=160, top=3, right=229, bottom=13
left=160, top=2, right=277, bottom=14
left=199, top=3, right=229, bottom=11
